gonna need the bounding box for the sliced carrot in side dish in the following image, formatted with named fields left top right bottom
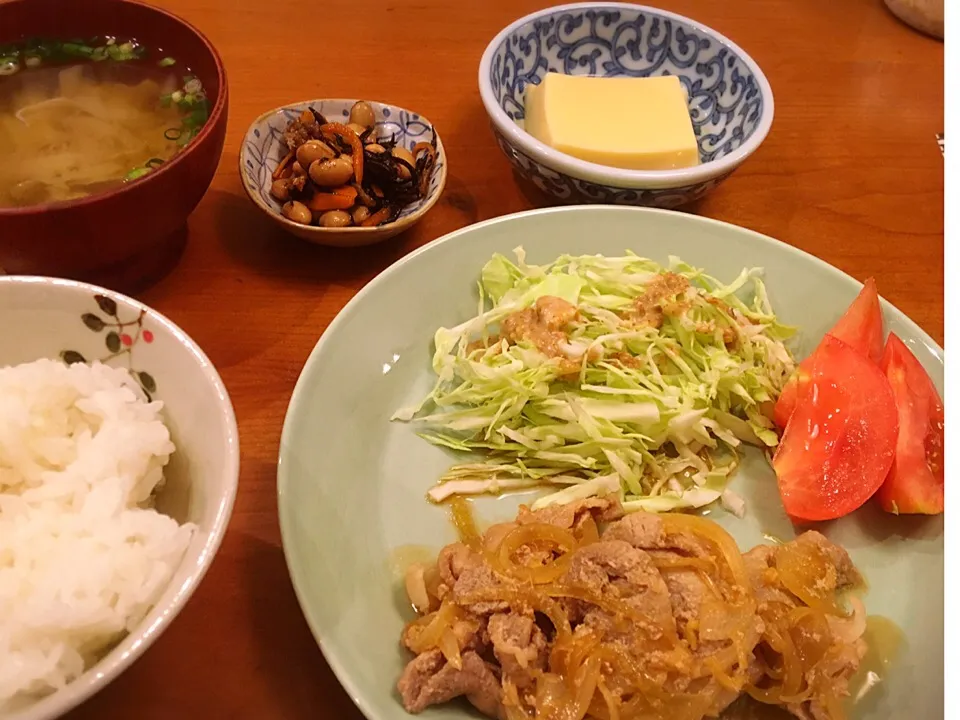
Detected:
left=360, top=207, right=391, bottom=227
left=306, top=186, right=357, bottom=212
left=774, top=278, right=884, bottom=430
left=320, top=123, right=364, bottom=184
left=412, top=141, right=436, bottom=160
left=331, top=185, right=358, bottom=202
left=272, top=150, right=294, bottom=180
left=412, top=142, right=437, bottom=195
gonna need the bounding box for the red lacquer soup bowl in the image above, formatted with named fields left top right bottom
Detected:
left=0, top=0, right=228, bottom=291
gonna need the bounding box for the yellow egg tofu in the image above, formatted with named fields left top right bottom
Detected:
left=524, top=72, right=700, bottom=171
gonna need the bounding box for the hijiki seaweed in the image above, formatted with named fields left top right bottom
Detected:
left=272, top=102, right=438, bottom=229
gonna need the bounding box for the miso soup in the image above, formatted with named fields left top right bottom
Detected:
left=0, top=38, right=210, bottom=208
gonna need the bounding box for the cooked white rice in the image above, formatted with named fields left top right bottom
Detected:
left=0, top=359, right=195, bottom=706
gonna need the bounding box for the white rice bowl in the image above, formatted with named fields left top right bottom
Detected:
left=0, top=359, right=195, bottom=708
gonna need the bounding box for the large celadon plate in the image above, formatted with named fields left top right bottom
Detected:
left=278, top=207, right=944, bottom=720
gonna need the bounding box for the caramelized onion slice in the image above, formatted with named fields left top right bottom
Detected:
left=659, top=513, right=750, bottom=592
left=650, top=554, right=716, bottom=574
left=788, top=606, right=833, bottom=669
left=593, top=645, right=669, bottom=699
left=626, top=688, right=719, bottom=720
left=774, top=541, right=842, bottom=615
left=682, top=621, right=699, bottom=651
left=535, top=673, right=567, bottom=719
left=503, top=680, right=532, bottom=720
left=577, top=515, right=601, bottom=546
left=529, top=655, right=600, bottom=720
left=438, top=628, right=462, bottom=670
left=597, top=678, right=621, bottom=720
left=704, top=657, right=742, bottom=691
left=823, top=692, right=848, bottom=720
left=776, top=625, right=804, bottom=697
left=457, top=586, right=573, bottom=645
left=405, top=600, right=460, bottom=654
left=570, top=653, right=602, bottom=720
left=404, top=562, right=432, bottom=614
left=540, top=583, right=670, bottom=640
left=747, top=625, right=804, bottom=704
left=827, top=595, right=867, bottom=644
left=449, top=496, right=483, bottom=550
left=423, top=564, right=442, bottom=604
left=698, top=595, right=754, bottom=643
left=495, top=523, right=578, bottom=584
left=745, top=683, right=783, bottom=706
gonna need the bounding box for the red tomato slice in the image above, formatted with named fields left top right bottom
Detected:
left=774, top=363, right=810, bottom=430
left=876, top=334, right=944, bottom=514
left=774, top=278, right=884, bottom=429
left=827, top=277, right=885, bottom=364
left=773, top=335, right=898, bottom=522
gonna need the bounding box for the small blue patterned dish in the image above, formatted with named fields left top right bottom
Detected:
left=478, top=2, right=774, bottom=208
left=240, top=99, right=447, bottom=247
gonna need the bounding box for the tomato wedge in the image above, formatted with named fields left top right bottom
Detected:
left=875, top=334, right=944, bottom=514
left=774, top=278, right=884, bottom=430
left=773, top=335, right=898, bottom=522
left=825, top=278, right=885, bottom=363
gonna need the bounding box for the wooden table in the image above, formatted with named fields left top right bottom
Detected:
left=64, top=0, right=944, bottom=718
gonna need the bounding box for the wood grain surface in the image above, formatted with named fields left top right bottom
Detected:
left=62, top=0, right=943, bottom=718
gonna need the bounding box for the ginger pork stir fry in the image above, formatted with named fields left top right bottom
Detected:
left=398, top=499, right=866, bottom=720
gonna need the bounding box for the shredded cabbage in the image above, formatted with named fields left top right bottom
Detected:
left=394, top=248, right=797, bottom=514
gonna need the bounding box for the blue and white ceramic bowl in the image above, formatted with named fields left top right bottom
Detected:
left=478, top=3, right=774, bottom=208
left=240, top=99, right=447, bottom=247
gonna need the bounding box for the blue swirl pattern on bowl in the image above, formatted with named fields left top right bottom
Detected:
left=241, top=100, right=445, bottom=221
left=492, top=129, right=732, bottom=208
left=481, top=4, right=771, bottom=208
